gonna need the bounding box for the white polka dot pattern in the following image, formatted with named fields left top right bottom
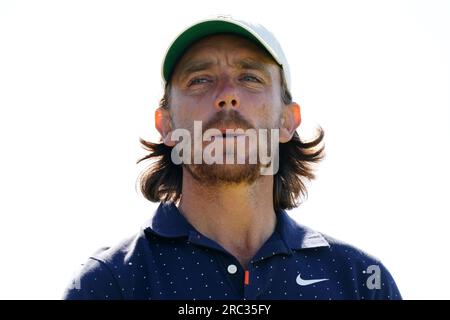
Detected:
left=63, top=203, right=402, bottom=300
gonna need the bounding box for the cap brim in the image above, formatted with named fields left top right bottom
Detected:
left=162, top=20, right=276, bottom=83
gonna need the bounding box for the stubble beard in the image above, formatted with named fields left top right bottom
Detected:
left=184, top=160, right=261, bottom=186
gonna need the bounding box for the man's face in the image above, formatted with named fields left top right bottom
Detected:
left=167, top=34, right=286, bottom=185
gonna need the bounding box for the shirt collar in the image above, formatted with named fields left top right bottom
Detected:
left=275, top=209, right=330, bottom=250
left=143, top=202, right=329, bottom=250
left=143, top=202, right=192, bottom=238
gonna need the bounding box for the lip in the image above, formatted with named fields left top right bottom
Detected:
left=204, top=127, right=248, bottom=140
left=218, top=127, right=247, bottom=134
left=211, top=133, right=246, bottom=139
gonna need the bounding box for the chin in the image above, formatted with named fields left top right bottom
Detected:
left=185, top=163, right=261, bottom=185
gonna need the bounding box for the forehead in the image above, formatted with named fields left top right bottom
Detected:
left=172, top=34, right=278, bottom=77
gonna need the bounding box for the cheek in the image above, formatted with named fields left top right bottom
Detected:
left=241, top=93, right=281, bottom=128
left=170, top=94, right=214, bottom=128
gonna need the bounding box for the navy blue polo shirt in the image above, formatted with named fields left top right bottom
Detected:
left=63, top=202, right=401, bottom=300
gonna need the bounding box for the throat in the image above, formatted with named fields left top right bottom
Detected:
left=213, top=227, right=274, bottom=269
left=229, top=247, right=257, bottom=269
left=177, top=168, right=277, bottom=268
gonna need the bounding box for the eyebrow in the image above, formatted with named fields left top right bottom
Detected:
left=179, top=60, right=215, bottom=78
left=178, top=58, right=272, bottom=80
left=235, top=58, right=271, bottom=78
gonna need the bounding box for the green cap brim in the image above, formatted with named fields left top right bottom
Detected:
left=162, top=20, right=269, bottom=83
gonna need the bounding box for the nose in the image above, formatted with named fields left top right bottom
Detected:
left=214, top=79, right=240, bottom=110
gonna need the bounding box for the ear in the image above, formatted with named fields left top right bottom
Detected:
left=155, top=107, right=176, bottom=147
left=279, top=102, right=301, bottom=143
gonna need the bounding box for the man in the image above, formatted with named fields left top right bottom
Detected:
left=64, top=15, right=401, bottom=300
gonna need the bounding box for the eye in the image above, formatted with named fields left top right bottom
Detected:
left=188, top=77, right=211, bottom=86
left=240, top=74, right=262, bottom=83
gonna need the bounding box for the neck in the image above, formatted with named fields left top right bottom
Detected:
left=178, top=169, right=276, bottom=269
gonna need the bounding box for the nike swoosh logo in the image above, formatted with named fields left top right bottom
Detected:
left=296, top=274, right=329, bottom=286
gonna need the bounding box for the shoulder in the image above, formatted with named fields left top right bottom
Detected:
left=321, top=233, right=382, bottom=266
left=63, top=229, right=153, bottom=300
left=300, top=228, right=402, bottom=299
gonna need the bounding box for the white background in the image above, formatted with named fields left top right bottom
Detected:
left=0, top=0, right=449, bottom=299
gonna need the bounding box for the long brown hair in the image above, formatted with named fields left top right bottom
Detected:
left=137, top=74, right=325, bottom=211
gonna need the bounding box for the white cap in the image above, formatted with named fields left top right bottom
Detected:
left=161, top=15, right=291, bottom=92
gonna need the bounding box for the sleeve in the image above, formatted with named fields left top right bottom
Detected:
left=62, top=257, right=123, bottom=300
left=375, top=263, right=402, bottom=300
left=367, top=261, right=402, bottom=300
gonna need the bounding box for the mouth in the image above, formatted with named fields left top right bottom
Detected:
left=218, top=129, right=246, bottom=139
left=203, top=127, right=247, bottom=140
